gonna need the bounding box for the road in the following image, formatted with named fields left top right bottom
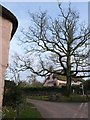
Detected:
left=27, top=99, right=88, bottom=118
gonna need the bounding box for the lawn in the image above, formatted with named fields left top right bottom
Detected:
left=18, top=103, right=42, bottom=118
left=2, top=103, right=42, bottom=119
left=2, top=106, right=16, bottom=118
left=29, top=94, right=90, bottom=102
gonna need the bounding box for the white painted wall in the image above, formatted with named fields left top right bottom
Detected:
left=0, top=16, right=12, bottom=118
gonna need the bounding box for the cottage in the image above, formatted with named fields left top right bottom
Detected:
left=43, top=73, right=83, bottom=87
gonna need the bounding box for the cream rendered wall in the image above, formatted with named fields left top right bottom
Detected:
left=0, top=16, right=12, bottom=109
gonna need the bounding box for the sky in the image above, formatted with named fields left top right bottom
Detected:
left=1, top=2, right=88, bottom=56
left=0, top=2, right=89, bottom=81
left=0, top=0, right=89, bottom=2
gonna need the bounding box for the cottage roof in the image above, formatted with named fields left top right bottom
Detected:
left=53, top=73, right=84, bottom=82
left=44, top=73, right=84, bottom=85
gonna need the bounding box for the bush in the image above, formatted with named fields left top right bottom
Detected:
left=22, top=86, right=68, bottom=96
left=3, top=84, right=23, bottom=108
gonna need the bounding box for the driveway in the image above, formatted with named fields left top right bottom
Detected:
left=27, top=99, right=88, bottom=118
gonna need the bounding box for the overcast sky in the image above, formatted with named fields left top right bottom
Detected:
left=0, top=2, right=89, bottom=81
left=1, top=2, right=88, bottom=56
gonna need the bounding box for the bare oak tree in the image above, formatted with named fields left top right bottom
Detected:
left=18, top=3, right=90, bottom=96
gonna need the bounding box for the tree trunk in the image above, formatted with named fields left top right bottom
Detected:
left=66, top=57, right=71, bottom=97
left=66, top=37, right=72, bottom=96
left=66, top=73, right=71, bottom=96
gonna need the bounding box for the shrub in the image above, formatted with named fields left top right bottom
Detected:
left=3, top=82, right=23, bottom=108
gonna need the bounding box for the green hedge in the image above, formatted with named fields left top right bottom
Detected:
left=3, top=85, right=23, bottom=108
left=21, top=86, right=73, bottom=96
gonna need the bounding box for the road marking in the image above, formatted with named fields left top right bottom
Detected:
left=73, top=103, right=88, bottom=118
left=73, top=103, right=84, bottom=118
left=80, top=103, right=88, bottom=118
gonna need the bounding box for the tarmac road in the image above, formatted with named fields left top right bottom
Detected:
left=28, top=99, right=88, bottom=118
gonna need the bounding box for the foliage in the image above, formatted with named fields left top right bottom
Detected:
left=3, top=80, right=23, bottom=108
left=29, top=93, right=89, bottom=102
left=2, top=103, right=42, bottom=119
left=22, top=86, right=81, bottom=96
left=2, top=106, right=16, bottom=119
left=83, top=80, right=90, bottom=90
left=58, top=94, right=88, bottom=102
left=83, top=80, right=90, bottom=94
left=18, top=103, right=42, bottom=118
left=30, top=79, right=43, bottom=87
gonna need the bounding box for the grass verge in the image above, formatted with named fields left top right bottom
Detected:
left=29, top=94, right=90, bottom=102
left=2, top=103, right=42, bottom=119
left=18, top=103, right=42, bottom=118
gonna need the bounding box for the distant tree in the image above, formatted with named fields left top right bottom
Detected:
left=29, top=74, right=42, bottom=87
left=83, top=80, right=90, bottom=92
left=5, top=53, right=22, bottom=85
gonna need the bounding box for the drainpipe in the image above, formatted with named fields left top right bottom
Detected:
left=0, top=5, right=18, bottom=119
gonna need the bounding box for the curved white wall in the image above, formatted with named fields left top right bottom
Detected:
left=0, top=16, right=12, bottom=110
